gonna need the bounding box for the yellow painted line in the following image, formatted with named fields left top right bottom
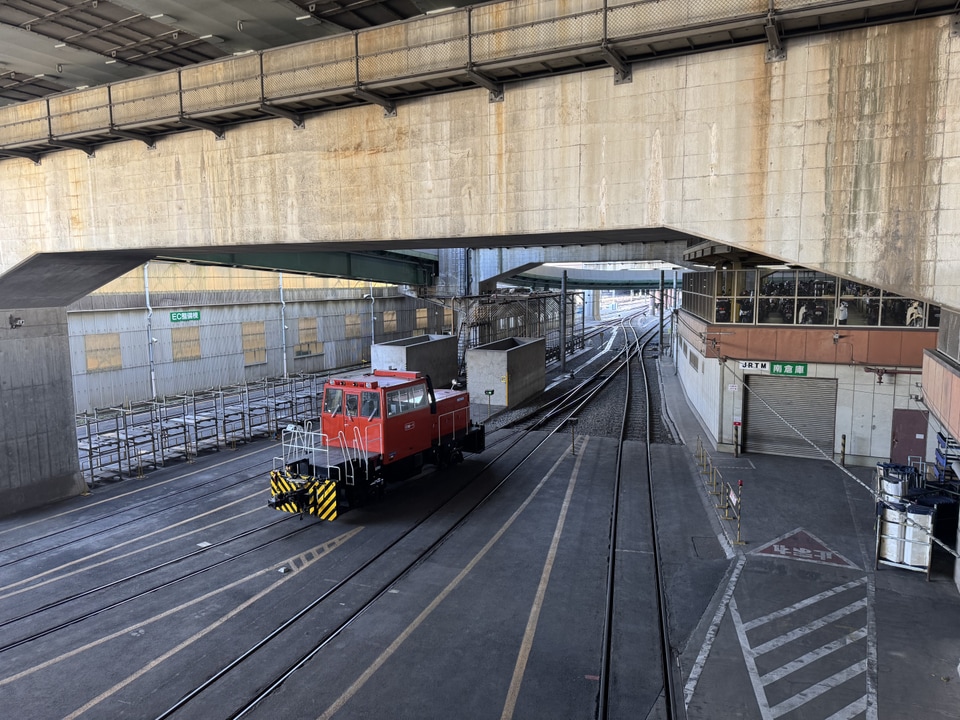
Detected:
left=2, top=527, right=362, bottom=708
left=501, top=437, right=590, bottom=720
left=317, top=442, right=581, bottom=720
left=0, top=492, right=267, bottom=599
left=61, top=526, right=363, bottom=720
left=0, top=444, right=274, bottom=537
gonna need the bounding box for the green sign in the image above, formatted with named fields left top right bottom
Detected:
left=170, top=310, right=201, bottom=322
left=770, top=362, right=807, bottom=377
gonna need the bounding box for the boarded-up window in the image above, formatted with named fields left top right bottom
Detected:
left=444, top=307, right=454, bottom=330
left=345, top=313, right=361, bottom=338
left=416, top=307, right=428, bottom=329
left=295, top=317, right=324, bottom=357
left=242, top=321, right=266, bottom=366
left=383, top=310, right=397, bottom=333
left=172, top=326, right=201, bottom=361
left=85, top=333, right=122, bottom=372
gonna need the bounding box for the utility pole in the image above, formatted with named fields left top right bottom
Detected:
left=560, top=270, right=567, bottom=372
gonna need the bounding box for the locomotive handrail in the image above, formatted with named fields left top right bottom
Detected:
left=438, top=407, right=470, bottom=443
left=352, top=425, right=368, bottom=478
left=337, top=431, right=355, bottom=486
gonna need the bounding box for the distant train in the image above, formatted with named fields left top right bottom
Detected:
left=268, top=369, right=485, bottom=520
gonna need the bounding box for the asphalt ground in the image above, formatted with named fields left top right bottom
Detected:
left=656, top=354, right=960, bottom=720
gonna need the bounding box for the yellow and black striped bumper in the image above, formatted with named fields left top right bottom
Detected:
left=269, top=470, right=338, bottom=521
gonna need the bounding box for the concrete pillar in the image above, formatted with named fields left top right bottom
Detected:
left=587, top=290, right=602, bottom=321
left=0, top=307, right=84, bottom=517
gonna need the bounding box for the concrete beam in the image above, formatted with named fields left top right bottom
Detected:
left=159, top=249, right=437, bottom=286
left=470, top=242, right=689, bottom=294
left=511, top=266, right=674, bottom=290
left=4, top=18, right=960, bottom=310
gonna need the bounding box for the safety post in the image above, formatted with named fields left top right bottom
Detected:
left=733, top=424, right=740, bottom=458
left=731, top=480, right=745, bottom=545
left=569, top=417, right=578, bottom=456
left=841, top=434, right=846, bottom=467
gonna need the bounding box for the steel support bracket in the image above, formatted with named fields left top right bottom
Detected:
left=179, top=116, right=226, bottom=139
left=465, top=64, right=504, bottom=102
left=109, top=127, right=156, bottom=148
left=48, top=138, right=95, bottom=157
left=0, top=148, right=41, bottom=164
left=354, top=87, right=397, bottom=117
left=600, top=42, right=632, bottom=84
left=765, top=19, right=786, bottom=63
left=952, top=14, right=960, bottom=37
left=259, top=103, right=304, bottom=128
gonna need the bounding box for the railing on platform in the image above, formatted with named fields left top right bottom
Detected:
left=78, top=372, right=327, bottom=487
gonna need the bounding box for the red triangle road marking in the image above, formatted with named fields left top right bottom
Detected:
left=752, top=528, right=859, bottom=569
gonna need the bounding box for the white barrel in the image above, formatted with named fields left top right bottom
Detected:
left=879, top=503, right=906, bottom=563
left=881, top=477, right=904, bottom=502
left=905, top=505, right=934, bottom=567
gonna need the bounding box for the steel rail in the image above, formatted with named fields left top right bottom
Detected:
left=0, top=516, right=295, bottom=643
left=153, top=414, right=554, bottom=720
left=0, top=452, right=276, bottom=568
left=641, top=322, right=683, bottom=720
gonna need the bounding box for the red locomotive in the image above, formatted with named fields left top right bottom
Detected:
left=269, top=369, right=485, bottom=520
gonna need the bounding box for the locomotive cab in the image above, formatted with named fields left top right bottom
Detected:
left=269, top=369, right=485, bottom=520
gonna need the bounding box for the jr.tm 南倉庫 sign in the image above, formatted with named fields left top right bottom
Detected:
left=170, top=310, right=201, bottom=322
left=770, top=362, right=807, bottom=377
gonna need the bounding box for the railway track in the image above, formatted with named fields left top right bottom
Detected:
left=0, top=446, right=278, bottom=564
left=1, top=315, right=683, bottom=719
left=157, top=315, right=681, bottom=720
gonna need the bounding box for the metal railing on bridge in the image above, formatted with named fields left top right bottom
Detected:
left=2, top=0, right=953, bottom=160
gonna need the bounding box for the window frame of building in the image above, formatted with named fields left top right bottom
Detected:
left=295, top=317, right=324, bottom=357
left=84, top=333, right=122, bottom=373
left=242, top=321, right=267, bottom=366
left=345, top=313, right=362, bottom=339
left=383, top=309, right=397, bottom=334
left=171, top=325, right=201, bottom=362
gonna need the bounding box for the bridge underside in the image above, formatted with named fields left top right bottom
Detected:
left=0, top=229, right=696, bottom=308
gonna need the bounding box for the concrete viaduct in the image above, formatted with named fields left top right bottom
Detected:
left=3, top=7, right=960, bottom=512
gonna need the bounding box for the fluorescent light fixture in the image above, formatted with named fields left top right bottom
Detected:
left=75, top=85, right=89, bottom=90
left=150, top=13, right=178, bottom=24
left=105, top=59, right=117, bottom=64
left=54, top=42, right=66, bottom=48
left=33, top=73, right=45, bottom=78
left=296, top=14, right=321, bottom=26
left=199, top=34, right=224, bottom=43
left=232, top=49, right=254, bottom=56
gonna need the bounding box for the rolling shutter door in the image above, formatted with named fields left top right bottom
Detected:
left=744, top=375, right=837, bottom=458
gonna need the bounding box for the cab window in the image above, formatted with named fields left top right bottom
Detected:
left=345, top=393, right=359, bottom=417
left=323, top=388, right=342, bottom=415
left=386, top=383, right=429, bottom=417
left=361, top=391, right=381, bottom=419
